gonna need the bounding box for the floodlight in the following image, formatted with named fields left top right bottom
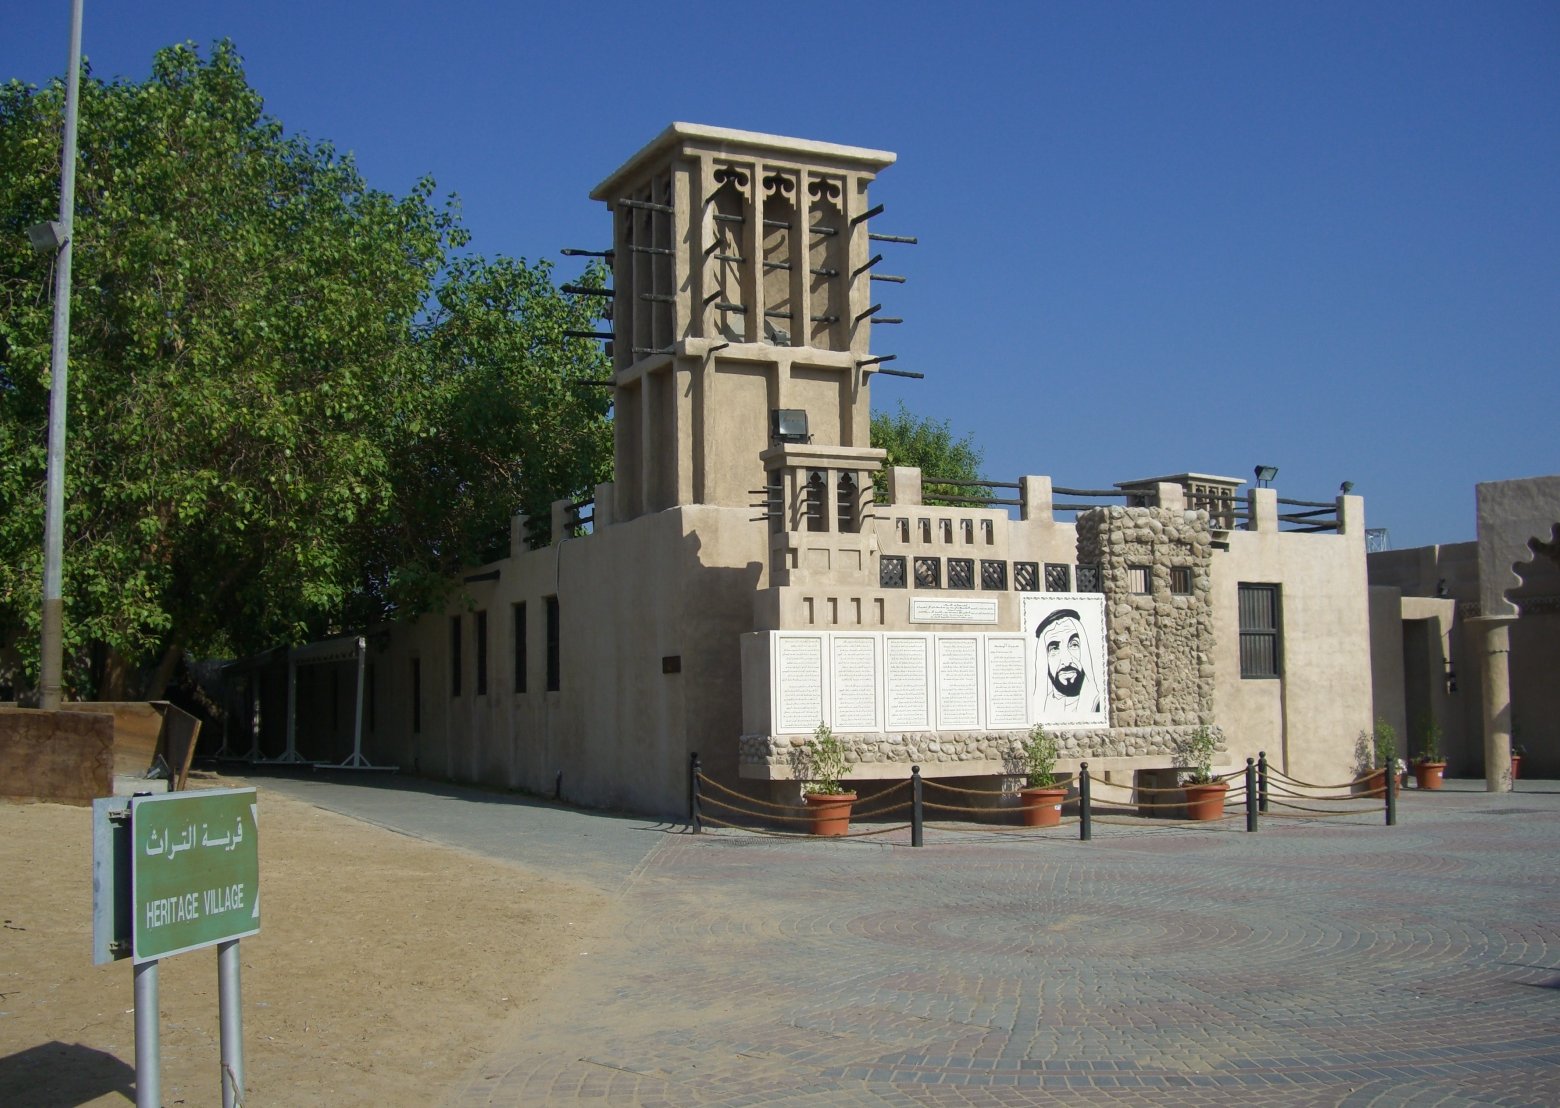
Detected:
left=771, top=409, right=809, bottom=444
left=1340, top=481, right=1354, bottom=494
left=1254, top=465, right=1278, bottom=487
left=26, top=221, right=67, bottom=254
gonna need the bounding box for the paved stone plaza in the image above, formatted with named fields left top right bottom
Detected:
left=256, top=775, right=1560, bottom=1106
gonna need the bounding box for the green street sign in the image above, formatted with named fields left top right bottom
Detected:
left=131, top=787, right=260, bottom=962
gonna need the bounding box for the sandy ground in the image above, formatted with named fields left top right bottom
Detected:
left=0, top=778, right=610, bottom=1106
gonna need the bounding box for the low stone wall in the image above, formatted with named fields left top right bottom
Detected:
left=739, top=724, right=1227, bottom=778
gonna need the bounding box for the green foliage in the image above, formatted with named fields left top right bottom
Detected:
left=1370, top=717, right=1398, bottom=767
left=1174, top=726, right=1218, bottom=785
left=0, top=42, right=610, bottom=695
left=1416, top=716, right=1442, bottom=764
left=795, top=723, right=850, bottom=796
left=1021, top=724, right=1059, bottom=788
left=869, top=402, right=988, bottom=506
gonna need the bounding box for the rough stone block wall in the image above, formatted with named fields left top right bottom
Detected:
left=1078, top=506, right=1214, bottom=728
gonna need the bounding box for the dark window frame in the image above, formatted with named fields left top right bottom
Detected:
left=450, top=615, right=462, bottom=697
left=513, top=602, right=527, bottom=693
left=545, top=595, right=561, bottom=692
left=475, top=609, right=489, bottom=696
left=1239, top=583, right=1282, bottom=679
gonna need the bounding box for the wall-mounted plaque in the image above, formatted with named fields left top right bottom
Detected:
left=775, top=634, right=825, bottom=733
left=909, top=597, right=1000, bottom=625
left=984, top=635, right=1029, bottom=729
left=934, top=635, right=981, bottom=730
left=884, top=635, right=932, bottom=731
left=831, top=635, right=881, bottom=732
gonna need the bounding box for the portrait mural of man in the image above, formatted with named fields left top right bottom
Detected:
left=1021, top=593, right=1109, bottom=727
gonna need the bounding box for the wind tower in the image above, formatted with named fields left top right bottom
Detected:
left=583, top=124, right=911, bottom=536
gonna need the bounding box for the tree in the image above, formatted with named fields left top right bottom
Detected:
left=870, top=402, right=988, bottom=505
left=0, top=42, right=610, bottom=698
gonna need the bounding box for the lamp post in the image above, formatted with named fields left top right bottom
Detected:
left=34, top=0, right=86, bottom=711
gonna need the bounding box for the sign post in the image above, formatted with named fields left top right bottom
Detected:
left=96, top=787, right=259, bottom=1108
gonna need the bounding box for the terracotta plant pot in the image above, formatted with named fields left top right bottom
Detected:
left=804, top=792, right=856, bottom=836
left=1183, top=781, right=1229, bottom=821
left=1018, top=785, right=1067, bottom=827
left=1511, top=755, right=1522, bottom=781
left=1413, top=761, right=1446, bottom=790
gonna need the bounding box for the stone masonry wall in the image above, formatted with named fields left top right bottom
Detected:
left=739, top=725, right=1226, bottom=774
left=1077, top=506, right=1214, bottom=728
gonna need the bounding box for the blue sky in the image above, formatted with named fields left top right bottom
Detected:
left=8, top=1, right=1557, bottom=548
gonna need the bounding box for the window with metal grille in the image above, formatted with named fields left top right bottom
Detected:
left=545, top=595, right=561, bottom=691
left=1076, top=564, right=1101, bottom=592
left=1014, top=562, right=1039, bottom=592
left=880, top=555, right=906, bottom=588
left=1128, top=565, right=1151, bottom=594
left=411, top=658, right=421, bottom=733
left=948, top=558, right=974, bottom=589
left=1044, top=563, right=1071, bottom=592
left=450, top=616, right=462, bottom=697
left=512, top=602, right=527, bottom=693
left=914, top=556, right=941, bottom=589
left=805, top=470, right=826, bottom=532
left=1238, top=584, right=1281, bottom=678
left=981, top=560, right=1007, bottom=590
left=837, top=472, right=858, bottom=533
left=1170, top=566, right=1193, bottom=595
left=475, top=610, right=489, bottom=696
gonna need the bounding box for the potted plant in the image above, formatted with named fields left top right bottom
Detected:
left=1512, top=742, right=1525, bottom=781
left=799, top=723, right=855, bottom=836
left=1412, top=717, right=1447, bottom=790
left=1017, top=724, right=1067, bottom=827
left=1175, top=726, right=1227, bottom=821
left=1357, top=718, right=1400, bottom=795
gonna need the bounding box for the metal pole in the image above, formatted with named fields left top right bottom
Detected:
left=689, top=752, right=701, bottom=833
left=1385, top=757, right=1397, bottom=827
left=38, top=0, right=85, bottom=711
left=1079, top=763, right=1092, bottom=841
left=217, top=939, right=244, bottom=1108
left=1258, top=750, right=1269, bottom=814
left=910, top=765, right=923, bottom=847
left=134, top=959, right=160, bottom=1108
left=1245, top=758, right=1258, bottom=833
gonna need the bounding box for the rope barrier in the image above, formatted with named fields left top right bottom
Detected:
left=698, top=793, right=814, bottom=824
left=850, top=798, right=913, bottom=819
left=1267, top=766, right=1376, bottom=791
left=1266, top=798, right=1382, bottom=815
left=921, top=778, right=1013, bottom=797
left=1264, top=808, right=1382, bottom=820
left=696, top=774, right=804, bottom=813
left=922, top=799, right=1018, bottom=816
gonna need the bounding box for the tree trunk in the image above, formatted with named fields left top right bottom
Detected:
left=94, top=644, right=132, bottom=701
left=144, top=640, right=184, bottom=701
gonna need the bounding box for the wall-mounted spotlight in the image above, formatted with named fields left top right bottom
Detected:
left=26, top=221, right=67, bottom=254
left=771, top=409, right=809, bottom=444
left=1254, top=465, right=1278, bottom=487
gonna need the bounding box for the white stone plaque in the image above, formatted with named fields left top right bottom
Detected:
left=884, top=635, right=932, bottom=731
left=831, top=635, right=880, bottom=732
left=984, top=635, right=1029, bottom=728
left=910, top=597, right=1000, bottom=624
left=935, top=635, right=981, bottom=730
left=775, top=634, right=825, bottom=733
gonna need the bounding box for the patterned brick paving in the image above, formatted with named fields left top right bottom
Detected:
left=424, top=785, right=1560, bottom=1106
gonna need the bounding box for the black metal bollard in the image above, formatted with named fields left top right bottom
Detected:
left=1258, top=750, right=1269, bottom=814
left=1079, top=762, right=1092, bottom=841
left=1246, top=758, right=1258, bottom=833
left=689, top=752, right=702, bottom=833
left=911, top=765, right=923, bottom=847
left=1385, top=758, right=1397, bottom=827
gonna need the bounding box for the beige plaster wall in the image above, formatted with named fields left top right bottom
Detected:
left=1213, top=514, right=1373, bottom=785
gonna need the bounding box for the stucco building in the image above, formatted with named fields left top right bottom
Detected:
left=230, top=125, right=1381, bottom=817
left=1368, top=475, right=1560, bottom=785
